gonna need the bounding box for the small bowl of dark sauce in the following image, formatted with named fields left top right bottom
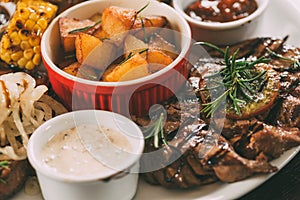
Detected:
left=173, top=0, right=269, bottom=45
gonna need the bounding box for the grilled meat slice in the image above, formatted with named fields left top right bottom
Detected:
left=235, top=124, right=300, bottom=160
left=277, top=95, right=300, bottom=128
left=140, top=116, right=277, bottom=188
left=205, top=37, right=286, bottom=59
left=0, top=160, right=30, bottom=200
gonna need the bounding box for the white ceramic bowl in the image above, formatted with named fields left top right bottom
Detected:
left=27, top=110, right=144, bottom=200
left=173, top=0, right=270, bottom=45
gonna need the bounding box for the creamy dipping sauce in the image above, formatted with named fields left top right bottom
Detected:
left=42, top=124, right=132, bottom=176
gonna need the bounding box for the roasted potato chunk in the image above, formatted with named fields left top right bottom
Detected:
left=59, top=17, right=97, bottom=52
left=75, top=33, right=102, bottom=64
left=101, top=6, right=137, bottom=43
left=149, top=33, right=178, bottom=59
left=82, top=40, right=116, bottom=70
left=147, top=49, right=173, bottom=72
left=63, top=62, right=80, bottom=76
left=63, top=62, right=99, bottom=80
left=133, top=15, right=169, bottom=40
left=103, top=53, right=148, bottom=82
left=124, top=34, right=148, bottom=58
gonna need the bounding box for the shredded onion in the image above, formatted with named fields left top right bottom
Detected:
left=0, top=72, right=67, bottom=160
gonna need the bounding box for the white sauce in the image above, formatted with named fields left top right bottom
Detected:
left=42, top=124, right=132, bottom=176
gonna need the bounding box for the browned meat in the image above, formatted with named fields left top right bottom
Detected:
left=277, top=95, right=300, bottom=128
left=236, top=124, right=300, bottom=160
left=0, top=160, right=30, bottom=200
left=140, top=117, right=277, bottom=188
left=135, top=36, right=300, bottom=190
left=278, top=71, right=299, bottom=95
left=206, top=37, right=285, bottom=59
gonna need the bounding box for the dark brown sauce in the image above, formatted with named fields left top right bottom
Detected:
left=0, top=5, right=10, bottom=26
left=185, top=0, right=258, bottom=23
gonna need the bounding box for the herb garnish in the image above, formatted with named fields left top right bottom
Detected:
left=0, top=161, right=11, bottom=184
left=119, top=48, right=149, bottom=65
left=143, top=113, right=168, bottom=148
left=68, top=20, right=102, bottom=34
left=137, top=2, right=150, bottom=15
left=195, top=42, right=270, bottom=117
left=266, top=47, right=300, bottom=70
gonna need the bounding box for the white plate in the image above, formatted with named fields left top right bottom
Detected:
left=12, top=0, right=300, bottom=199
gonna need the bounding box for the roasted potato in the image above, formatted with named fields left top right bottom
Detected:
left=124, top=34, right=148, bottom=58
left=133, top=15, right=169, bottom=41
left=62, top=62, right=80, bottom=76
left=75, top=33, right=102, bottom=64
left=82, top=40, right=116, bottom=70
left=59, top=17, right=97, bottom=52
left=149, top=33, right=178, bottom=59
left=147, top=49, right=173, bottom=72
left=101, top=6, right=137, bottom=43
left=103, top=53, right=148, bottom=82
left=57, top=5, right=178, bottom=82
left=63, top=62, right=100, bottom=80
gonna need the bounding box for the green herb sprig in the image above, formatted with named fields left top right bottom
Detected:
left=68, top=20, right=102, bottom=34
left=266, top=47, right=300, bottom=70
left=0, top=161, right=11, bottom=184
left=137, top=2, right=150, bottom=15
left=119, top=48, right=148, bottom=65
left=195, top=42, right=270, bottom=117
left=143, top=113, right=168, bottom=148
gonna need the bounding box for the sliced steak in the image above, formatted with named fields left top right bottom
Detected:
left=277, top=95, right=300, bottom=128
left=0, top=160, right=30, bottom=200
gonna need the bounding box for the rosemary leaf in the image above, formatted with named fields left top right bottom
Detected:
left=137, top=2, right=150, bottom=14
left=68, top=20, right=102, bottom=34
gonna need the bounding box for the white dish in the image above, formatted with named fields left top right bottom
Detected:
left=11, top=0, right=300, bottom=199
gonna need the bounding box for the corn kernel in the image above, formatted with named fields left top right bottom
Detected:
left=20, top=41, right=31, bottom=50
left=32, top=53, right=41, bottom=65
left=25, top=60, right=35, bottom=70
left=1, top=35, right=10, bottom=49
left=18, top=29, right=30, bottom=41
left=14, top=17, right=25, bottom=29
left=33, top=24, right=42, bottom=35
left=29, top=36, right=40, bottom=47
left=24, top=48, right=34, bottom=60
left=17, top=57, right=28, bottom=68
left=1, top=52, right=11, bottom=64
left=11, top=51, right=23, bottom=61
left=29, top=12, right=39, bottom=22
left=33, top=46, right=40, bottom=53
left=25, top=19, right=36, bottom=29
left=37, top=18, right=48, bottom=31
left=18, top=8, right=30, bottom=20
left=11, top=31, right=21, bottom=45
left=18, top=2, right=27, bottom=9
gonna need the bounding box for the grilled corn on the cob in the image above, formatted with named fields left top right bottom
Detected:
left=0, top=0, right=57, bottom=70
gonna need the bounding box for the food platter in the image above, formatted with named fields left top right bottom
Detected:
left=11, top=0, right=300, bottom=199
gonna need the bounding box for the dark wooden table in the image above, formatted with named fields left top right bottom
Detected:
left=240, top=152, right=300, bottom=200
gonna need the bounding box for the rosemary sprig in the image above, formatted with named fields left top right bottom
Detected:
left=143, top=113, right=168, bottom=148
left=266, top=47, right=300, bottom=70
left=0, top=161, right=10, bottom=169
left=68, top=20, right=102, bottom=34
left=0, top=161, right=10, bottom=184
left=119, top=48, right=149, bottom=65
left=195, top=42, right=270, bottom=117
left=137, top=2, right=150, bottom=15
